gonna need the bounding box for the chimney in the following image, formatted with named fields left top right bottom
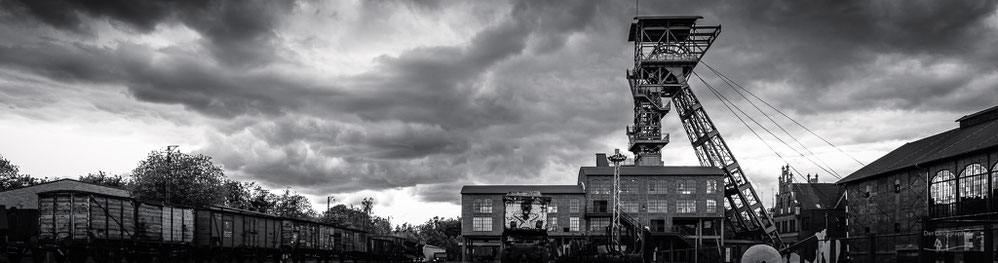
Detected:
left=596, top=153, right=608, bottom=167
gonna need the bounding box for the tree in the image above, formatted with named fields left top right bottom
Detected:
left=0, top=154, right=48, bottom=191
left=78, top=171, right=128, bottom=188
left=415, top=216, right=462, bottom=261
left=319, top=198, right=392, bottom=236
left=274, top=189, right=317, bottom=219
left=223, top=179, right=252, bottom=210
left=130, top=150, right=226, bottom=207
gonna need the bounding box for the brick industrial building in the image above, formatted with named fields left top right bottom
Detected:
left=772, top=165, right=846, bottom=244
left=460, top=155, right=725, bottom=262
left=837, top=105, right=998, bottom=262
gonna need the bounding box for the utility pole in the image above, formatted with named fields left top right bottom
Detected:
left=608, top=149, right=627, bottom=252
left=165, top=145, right=178, bottom=205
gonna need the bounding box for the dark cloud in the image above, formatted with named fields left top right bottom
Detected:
left=1, top=0, right=293, bottom=67
left=2, top=0, right=998, bottom=205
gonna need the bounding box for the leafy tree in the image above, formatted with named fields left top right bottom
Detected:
left=415, top=216, right=462, bottom=260
left=274, top=189, right=317, bottom=219
left=320, top=198, right=392, bottom=236
left=0, top=154, right=48, bottom=191
left=78, top=171, right=128, bottom=188
left=130, top=150, right=226, bottom=207
left=248, top=184, right=279, bottom=213
left=223, top=179, right=252, bottom=209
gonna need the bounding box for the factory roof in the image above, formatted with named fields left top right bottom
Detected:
left=460, top=185, right=584, bottom=195
left=579, top=165, right=725, bottom=176
left=839, top=105, right=998, bottom=184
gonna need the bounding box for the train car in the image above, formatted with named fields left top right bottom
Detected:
left=369, top=236, right=422, bottom=262
left=23, top=189, right=407, bottom=262
left=193, top=206, right=282, bottom=260
left=36, top=190, right=194, bottom=262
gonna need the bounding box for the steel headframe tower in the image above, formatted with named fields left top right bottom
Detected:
left=607, top=149, right=627, bottom=250
left=626, top=16, right=783, bottom=246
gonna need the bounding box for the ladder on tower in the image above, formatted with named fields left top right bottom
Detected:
left=625, top=15, right=784, bottom=247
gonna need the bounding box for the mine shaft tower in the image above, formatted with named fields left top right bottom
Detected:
left=624, top=16, right=783, bottom=246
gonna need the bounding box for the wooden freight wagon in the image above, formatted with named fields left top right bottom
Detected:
left=38, top=191, right=136, bottom=242
left=280, top=219, right=323, bottom=250
left=37, top=191, right=195, bottom=245
left=194, top=206, right=281, bottom=250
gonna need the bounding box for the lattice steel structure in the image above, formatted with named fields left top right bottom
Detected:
left=625, top=16, right=783, bottom=246
left=607, top=149, right=628, bottom=250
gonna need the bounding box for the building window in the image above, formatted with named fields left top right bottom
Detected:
left=548, top=200, right=558, bottom=213
left=592, top=200, right=608, bottom=213
left=677, top=200, right=696, bottom=213
left=706, top=200, right=717, bottom=213
left=678, top=179, right=696, bottom=194
left=648, top=179, right=667, bottom=194
left=622, top=201, right=640, bottom=213
left=570, top=199, right=580, bottom=213
left=930, top=170, right=956, bottom=205
left=473, top=199, right=493, bottom=213
left=473, top=217, right=492, bottom=232
left=650, top=219, right=666, bottom=232
left=621, top=179, right=639, bottom=194
left=590, top=179, right=610, bottom=195
left=992, top=163, right=998, bottom=196
left=647, top=200, right=668, bottom=213
left=589, top=217, right=609, bottom=232
left=959, top=164, right=988, bottom=200
left=569, top=217, right=580, bottom=232
left=548, top=217, right=559, bottom=232
left=706, top=179, right=717, bottom=194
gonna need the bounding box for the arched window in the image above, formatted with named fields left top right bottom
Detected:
left=992, top=163, right=998, bottom=195
left=959, top=164, right=988, bottom=200
left=930, top=170, right=955, bottom=205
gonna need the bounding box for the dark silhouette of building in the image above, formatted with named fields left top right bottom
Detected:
left=838, top=104, right=998, bottom=263
left=772, top=165, right=845, bottom=244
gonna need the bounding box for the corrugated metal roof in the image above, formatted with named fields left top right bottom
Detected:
left=838, top=117, right=998, bottom=184
left=792, top=183, right=843, bottom=210
left=579, top=166, right=725, bottom=176
left=460, top=185, right=583, bottom=194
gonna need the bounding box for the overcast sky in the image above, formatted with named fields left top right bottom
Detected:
left=1, top=0, right=997, bottom=226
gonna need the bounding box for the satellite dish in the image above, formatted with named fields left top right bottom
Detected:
left=741, top=244, right=781, bottom=263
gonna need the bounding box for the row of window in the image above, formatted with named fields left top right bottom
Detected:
left=929, top=163, right=998, bottom=205
left=547, top=217, right=581, bottom=232
left=547, top=199, right=581, bottom=213
left=470, top=216, right=583, bottom=232
left=588, top=179, right=718, bottom=195
left=618, top=199, right=718, bottom=214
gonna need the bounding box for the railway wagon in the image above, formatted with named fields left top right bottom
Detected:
left=368, top=236, right=421, bottom=261
left=36, top=190, right=194, bottom=262
left=23, top=189, right=415, bottom=262
left=193, top=206, right=282, bottom=260
left=278, top=217, right=373, bottom=261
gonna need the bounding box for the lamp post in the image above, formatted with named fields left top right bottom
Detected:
left=608, top=149, right=627, bottom=252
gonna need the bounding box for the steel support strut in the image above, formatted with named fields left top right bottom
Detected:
left=625, top=16, right=783, bottom=247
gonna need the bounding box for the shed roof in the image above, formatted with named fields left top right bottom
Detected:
left=460, top=185, right=583, bottom=195
left=839, top=116, right=998, bottom=184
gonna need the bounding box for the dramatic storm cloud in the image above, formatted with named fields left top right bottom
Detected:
left=1, top=0, right=997, bottom=224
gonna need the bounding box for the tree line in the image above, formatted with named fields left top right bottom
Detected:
left=1, top=151, right=462, bottom=259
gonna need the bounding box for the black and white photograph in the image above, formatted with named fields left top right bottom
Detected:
left=1, top=0, right=997, bottom=262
